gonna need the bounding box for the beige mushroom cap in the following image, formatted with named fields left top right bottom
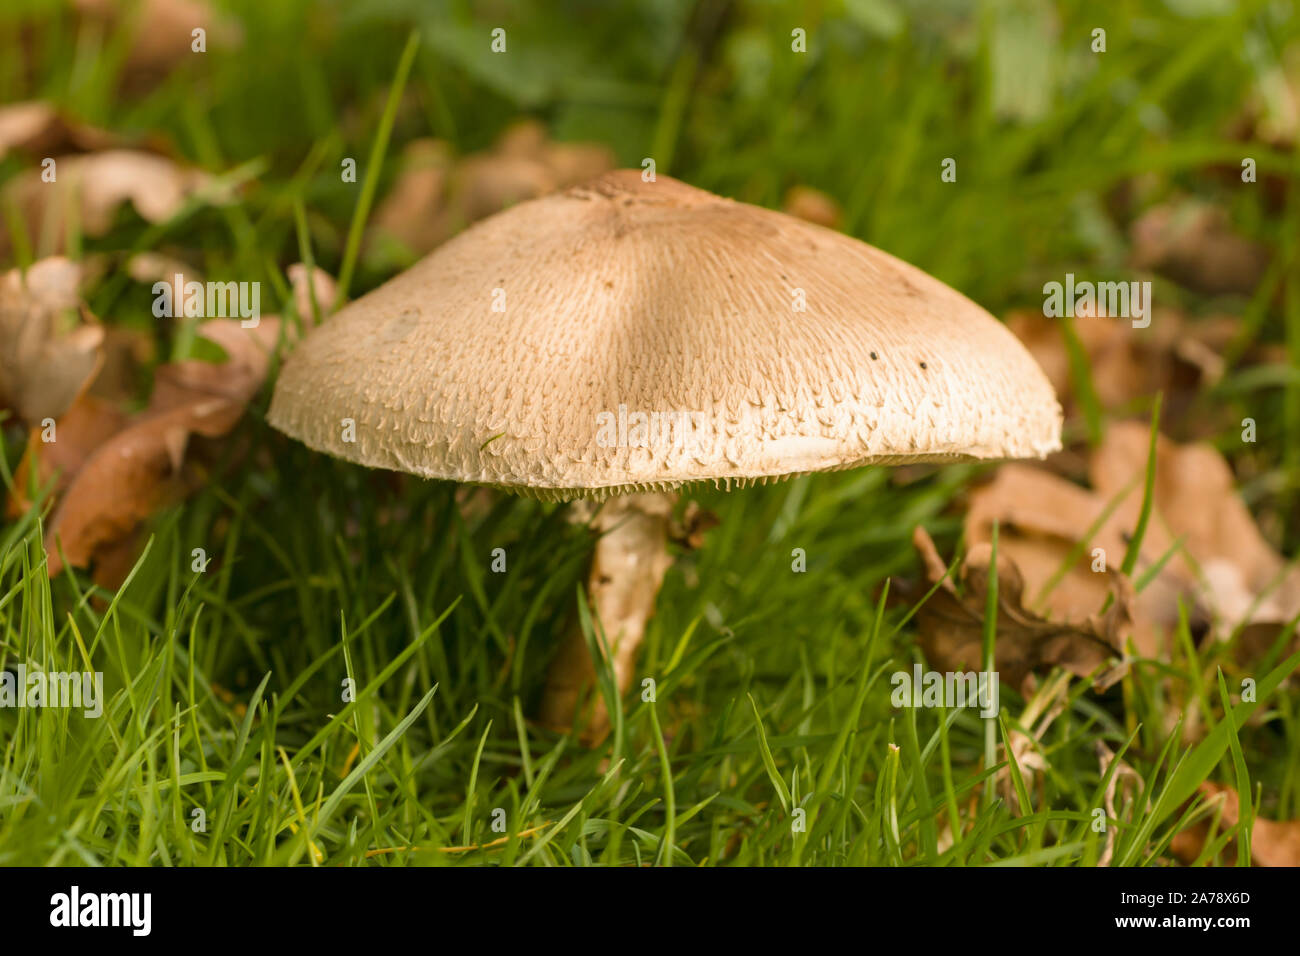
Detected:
left=269, top=170, right=1062, bottom=500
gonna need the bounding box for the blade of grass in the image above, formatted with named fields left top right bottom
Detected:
left=334, top=28, right=420, bottom=307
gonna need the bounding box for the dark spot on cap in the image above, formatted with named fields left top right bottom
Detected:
left=870, top=352, right=878, bottom=360
left=919, top=361, right=928, bottom=369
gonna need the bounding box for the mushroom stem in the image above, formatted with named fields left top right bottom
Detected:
left=540, top=491, right=677, bottom=742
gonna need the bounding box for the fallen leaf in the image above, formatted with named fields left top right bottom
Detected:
left=2, top=150, right=214, bottom=255
left=495, top=119, right=550, bottom=158
left=447, top=153, right=558, bottom=226
left=288, top=263, right=338, bottom=327
left=7, top=393, right=129, bottom=519
left=493, top=118, right=615, bottom=188
left=64, top=150, right=212, bottom=233
left=1171, top=782, right=1300, bottom=867
left=73, top=0, right=241, bottom=86
left=911, top=525, right=1130, bottom=692
left=126, top=251, right=202, bottom=285
left=1096, top=740, right=1144, bottom=867
left=781, top=186, right=842, bottom=229
left=1090, top=422, right=1300, bottom=639
left=965, top=463, right=1199, bottom=659
left=88, top=527, right=148, bottom=593
left=542, top=141, right=617, bottom=188
left=365, top=122, right=613, bottom=263
left=1005, top=307, right=1242, bottom=431
left=963, top=424, right=1299, bottom=674
left=89, top=324, right=156, bottom=405
left=0, top=258, right=103, bottom=425
left=367, top=139, right=455, bottom=258
left=669, top=501, right=720, bottom=550
left=0, top=101, right=114, bottom=161
left=43, top=318, right=279, bottom=576
left=1130, top=200, right=1270, bottom=296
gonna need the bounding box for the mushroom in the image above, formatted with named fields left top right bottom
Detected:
left=268, top=169, right=1062, bottom=741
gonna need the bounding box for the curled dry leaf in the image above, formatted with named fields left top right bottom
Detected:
left=366, top=121, right=614, bottom=261
left=492, top=118, right=616, bottom=189
left=1090, top=422, right=1300, bottom=652
left=1005, top=307, right=1238, bottom=431
left=450, top=152, right=558, bottom=224
left=964, top=424, right=1298, bottom=670
left=1130, top=200, right=1270, bottom=296
left=73, top=0, right=241, bottom=84
left=43, top=318, right=279, bottom=577
left=996, top=671, right=1071, bottom=815
left=126, top=251, right=202, bottom=285
left=368, top=139, right=454, bottom=257
left=966, top=462, right=1199, bottom=659
left=1095, top=740, right=1144, bottom=867
left=669, top=500, right=720, bottom=550
left=781, top=185, right=843, bottom=230
left=88, top=325, right=157, bottom=405
left=543, top=141, right=619, bottom=188
left=0, top=101, right=114, bottom=161
left=2, top=150, right=215, bottom=255
left=1170, top=782, right=1300, bottom=867
left=495, top=119, right=549, bottom=158
left=288, top=263, right=339, bottom=327
left=911, top=525, right=1130, bottom=692
left=7, top=394, right=129, bottom=520
left=0, top=258, right=103, bottom=425
left=63, top=150, right=211, bottom=232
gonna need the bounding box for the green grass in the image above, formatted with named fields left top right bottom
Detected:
left=1, top=0, right=1299, bottom=866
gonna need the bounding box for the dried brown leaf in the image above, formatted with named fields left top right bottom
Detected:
left=1131, top=200, right=1270, bottom=296
left=1005, top=307, right=1238, bottom=431
left=542, top=142, right=616, bottom=188
left=8, top=393, right=129, bottom=519
left=1090, top=422, right=1300, bottom=637
left=366, top=123, right=613, bottom=262
left=288, top=263, right=338, bottom=327
left=0, top=258, right=103, bottom=425
left=0, top=101, right=115, bottom=161
left=73, top=0, right=241, bottom=84
left=966, top=463, right=1198, bottom=659
left=450, top=153, right=557, bottom=225
left=43, top=318, right=278, bottom=576
left=367, top=138, right=455, bottom=256
left=87, top=324, right=156, bottom=405
left=781, top=186, right=843, bottom=230
left=963, top=425, right=1298, bottom=671
left=669, top=501, right=720, bottom=550
left=126, top=251, right=202, bottom=285
left=912, top=525, right=1130, bottom=692
left=2, top=150, right=214, bottom=255
left=1172, top=782, right=1300, bottom=867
